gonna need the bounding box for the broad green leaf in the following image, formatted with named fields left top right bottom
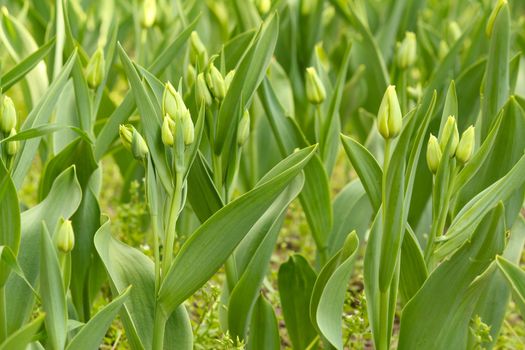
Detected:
left=66, top=287, right=131, bottom=350
left=94, top=18, right=198, bottom=160
left=0, top=160, right=20, bottom=262
left=157, top=146, right=316, bottom=315
left=94, top=219, right=193, bottom=350
left=5, top=166, right=81, bottom=334
left=314, top=232, right=359, bottom=350
left=436, top=150, right=525, bottom=260
left=398, top=204, right=506, bottom=350
left=278, top=255, right=318, bottom=350
left=496, top=255, right=525, bottom=317
left=0, top=38, right=55, bottom=92
left=40, top=223, right=67, bottom=350
left=399, top=226, right=427, bottom=302
left=0, top=314, right=44, bottom=350
left=247, top=295, right=280, bottom=350
left=228, top=174, right=304, bottom=339
left=0, top=125, right=86, bottom=144
left=340, top=135, right=382, bottom=210
left=11, top=51, right=77, bottom=189
left=480, top=1, right=510, bottom=139
left=327, top=180, right=372, bottom=255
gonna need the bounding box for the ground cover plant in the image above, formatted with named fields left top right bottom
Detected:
left=0, top=0, right=525, bottom=349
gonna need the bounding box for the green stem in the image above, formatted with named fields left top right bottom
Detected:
left=0, top=285, right=6, bottom=342
left=152, top=307, right=167, bottom=350
left=162, top=172, right=183, bottom=277
left=378, top=290, right=390, bottom=350
left=212, top=153, right=223, bottom=196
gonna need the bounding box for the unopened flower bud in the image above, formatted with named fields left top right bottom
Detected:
left=305, top=67, right=326, bottom=105
left=377, top=85, right=402, bottom=139
left=447, top=21, right=461, bottom=44
left=439, top=116, right=459, bottom=157
left=57, top=218, right=75, bottom=253
left=6, top=128, right=18, bottom=157
left=86, top=47, right=105, bottom=89
left=255, top=0, right=271, bottom=14
left=161, top=116, right=174, bottom=146
left=456, top=125, right=475, bottom=164
left=237, top=110, right=250, bottom=146
left=162, top=82, right=186, bottom=119
left=119, top=124, right=133, bottom=151
left=427, top=134, right=442, bottom=174
left=438, top=40, right=449, bottom=60
left=205, top=64, right=226, bottom=101
left=224, top=70, right=235, bottom=91
left=397, top=32, right=417, bottom=68
left=0, top=95, right=17, bottom=133
left=140, top=0, right=156, bottom=28
left=181, top=110, right=194, bottom=145
left=187, top=64, right=196, bottom=88
left=190, top=31, right=208, bottom=67
left=196, top=73, right=212, bottom=106
left=131, top=128, right=149, bottom=160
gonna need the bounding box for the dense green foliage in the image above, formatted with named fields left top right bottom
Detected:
left=0, top=0, right=524, bottom=349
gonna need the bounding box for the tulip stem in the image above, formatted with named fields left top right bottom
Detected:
left=162, top=172, right=183, bottom=277
left=152, top=307, right=167, bottom=350
left=0, top=285, right=6, bottom=342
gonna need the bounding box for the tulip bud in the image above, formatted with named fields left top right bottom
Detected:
left=205, top=63, right=227, bottom=101
left=190, top=31, right=208, bottom=67
left=162, top=82, right=186, bottom=120
left=447, top=21, right=461, bottom=44
left=57, top=218, right=75, bottom=253
left=181, top=110, right=194, bottom=145
left=255, top=0, right=271, bottom=14
left=427, top=134, right=442, bottom=174
left=119, top=124, right=133, bottom=151
left=396, top=32, right=417, bottom=69
left=456, top=125, right=475, bottom=164
left=237, top=110, right=250, bottom=146
left=0, top=95, right=17, bottom=133
left=377, top=85, right=402, bottom=139
left=131, top=129, right=149, bottom=160
left=438, top=40, right=449, bottom=60
left=86, top=47, right=105, bottom=89
left=161, top=116, right=174, bottom=146
left=196, top=73, right=212, bottom=106
left=305, top=67, right=326, bottom=105
left=187, top=64, right=196, bottom=88
left=439, top=116, right=459, bottom=157
left=6, top=128, right=18, bottom=157
left=140, top=0, right=156, bottom=28
left=224, top=70, right=235, bottom=91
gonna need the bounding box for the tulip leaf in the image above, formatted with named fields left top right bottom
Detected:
left=496, top=254, right=525, bottom=317
left=66, top=286, right=131, bottom=350
left=157, top=146, right=316, bottom=315
left=0, top=314, right=44, bottom=350
left=247, top=295, right=280, bottom=350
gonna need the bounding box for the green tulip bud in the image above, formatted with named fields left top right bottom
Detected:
left=439, top=116, right=459, bottom=157
left=131, top=129, right=149, bottom=160
left=119, top=124, right=133, bottom=151
left=396, top=32, right=417, bottom=68
left=0, top=95, right=17, bottom=133
left=6, top=128, right=18, bottom=157
left=237, top=110, right=250, bottom=146
left=162, top=82, right=187, bottom=120
left=140, top=0, right=156, bottom=28
left=305, top=67, right=326, bottom=105
left=255, top=0, right=271, bottom=14
left=190, top=31, right=208, bottom=67
left=161, top=116, right=174, bottom=146
left=447, top=21, right=461, bottom=44
left=438, top=40, right=449, bottom=60
left=486, top=0, right=507, bottom=37
left=377, top=85, right=403, bottom=139
left=196, top=73, right=212, bottom=106
left=456, top=125, right=475, bottom=164
left=427, top=134, right=442, bottom=174
left=205, top=63, right=227, bottom=101
left=224, top=70, right=235, bottom=91
left=57, top=218, right=75, bottom=253
left=86, top=47, right=105, bottom=89
left=187, top=64, right=196, bottom=88
left=181, top=110, right=194, bottom=145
